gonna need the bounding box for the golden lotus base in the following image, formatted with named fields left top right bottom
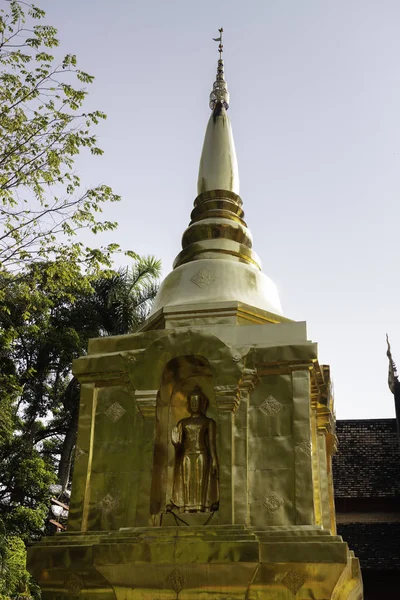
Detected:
left=28, top=525, right=362, bottom=599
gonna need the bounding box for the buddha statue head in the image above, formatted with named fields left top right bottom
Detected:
left=187, top=386, right=209, bottom=415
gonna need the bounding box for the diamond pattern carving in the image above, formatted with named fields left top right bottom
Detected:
left=259, top=395, right=282, bottom=417
left=165, top=568, right=187, bottom=595
left=190, top=267, right=216, bottom=288
left=64, top=573, right=83, bottom=597
left=105, top=402, right=126, bottom=423
left=97, top=493, right=119, bottom=515
left=262, top=491, right=284, bottom=513
left=281, top=569, right=307, bottom=595
left=298, top=440, right=312, bottom=457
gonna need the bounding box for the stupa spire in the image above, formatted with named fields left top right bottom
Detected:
left=197, top=28, right=239, bottom=195
left=149, top=30, right=284, bottom=319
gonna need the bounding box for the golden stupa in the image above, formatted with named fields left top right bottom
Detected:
left=28, top=30, right=363, bottom=600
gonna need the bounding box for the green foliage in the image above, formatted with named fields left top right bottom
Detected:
left=0, top=258, right=160, bottom=597
left=76, top=256, right=162, bottom=335
left=0, top=532, right=40, bottom=599
left=0, top=0, right=132, bottom=272
left=0, top=256, right=160, bottom=527
left=0, top=445, right=54, bottom=540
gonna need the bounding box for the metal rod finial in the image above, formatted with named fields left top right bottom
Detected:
left=212, top=27, right=224, bottom=59
left=209, top=27, right=229, bottom=110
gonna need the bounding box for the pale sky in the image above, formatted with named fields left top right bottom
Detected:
left=38, top=0, right=400, bottom=419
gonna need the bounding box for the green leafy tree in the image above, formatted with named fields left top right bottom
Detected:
left=75, top=256, right=162, bottom=336
left=0, top=3, right=160, bottom=597
left=0, top=257, right=160, bottom=596
left=0, top=256, right=161, bottom=520
left=0, top=532, right=40, bottom=599
left=0, top=0, right=133, bottom=276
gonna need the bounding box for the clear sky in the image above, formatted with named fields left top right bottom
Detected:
left=38, top=0, right=400, bottom=419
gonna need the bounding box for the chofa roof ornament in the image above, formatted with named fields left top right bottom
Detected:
left=386, top=334, right=399, bottom=395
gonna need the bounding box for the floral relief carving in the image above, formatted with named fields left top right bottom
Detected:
left=96, top=493, right=119, bottom=515
left=262, top=491, right=284, bottom=513
left=259, top=395, right=282, bottom=417
left=281, top=569, right=307, bottom=595
left=190, top=267, right=216, bottom=288
left=64, top=573, right=83, bottom=597
left=165, top=568, right=187, bottom=595
left=105, top=401, right=126, bottom=423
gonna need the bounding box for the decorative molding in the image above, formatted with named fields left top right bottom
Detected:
left=259, top=395, right=282, bottom=417
left=281, top=570, right=307, bottom=595
left=190, top=267, right=216, bottom=288
left=317, top=405, right=335, bottom=436
left=165, top=568, right=187, bottom=595
left=214, top=385, right=240, bottom=413
left=125, top=353, right=137, bottom=364
left=134, top=389, right=158, bottom=419
left=77, top=371, right=130, bottom=387
left=64, top=573, right=83, bottom=597
left=105, top=402, right=126, bottom=423
left=326, top=431, right=338, bottom=456
left=239, top=367, right=258, bottom=399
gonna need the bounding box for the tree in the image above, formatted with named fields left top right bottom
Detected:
left=0, top=256, right=161, bottom=523
left=0, top=0, right=133, bottom=276
left=0, top=4, right=160, bottom=597
left=0, top=257, right=160, bottom=596
left=0, top=533, right=40, bottom=599
left=74, top=256, right=162, bottom=336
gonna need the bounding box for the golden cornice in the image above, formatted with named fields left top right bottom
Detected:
left=141, top=300, right=290, bottom=331
left=214, top=384, right=241, bottom=412
left=257, top=362, right=314, bottom=377
left=73, top=369, right=130, bottom=388
left=311, top=362, right=336, bottom=440
left=310, top=361, right=329, bottom=410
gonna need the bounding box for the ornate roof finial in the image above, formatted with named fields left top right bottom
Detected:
left=210, top=27, right=230, bottom=111
left=212, top=27, right=224, bottom=58
left=386, top=334, right=399, bottom=394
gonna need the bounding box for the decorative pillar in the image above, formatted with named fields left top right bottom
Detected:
left=235, top=368, right=258, bottom=524
left=133, top=389, right=158, bottom=526
left=292, top=369, right=315, bottom=525
left=67, top=383, right=97, bottom=532
left=214, top=384, right=240, bottom=523
left=317, top=403, right=337, bottom=533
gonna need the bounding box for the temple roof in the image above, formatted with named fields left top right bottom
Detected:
left=333, top=419, right=400, bottom=499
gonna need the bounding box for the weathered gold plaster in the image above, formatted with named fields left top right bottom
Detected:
left=27, top=320, right=363, bottom=598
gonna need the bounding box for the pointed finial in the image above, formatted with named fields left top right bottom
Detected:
left=212, top=27, right=224, bottom=58
left=210, top=27, right=230, bottom=111
left=386, top=333, right=399, bottom=394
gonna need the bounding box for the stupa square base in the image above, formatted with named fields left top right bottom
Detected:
left=27, top=525, right=362, bottom=599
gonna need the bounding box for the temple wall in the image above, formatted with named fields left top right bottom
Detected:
left=246, top=370, right=314, bottom=527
